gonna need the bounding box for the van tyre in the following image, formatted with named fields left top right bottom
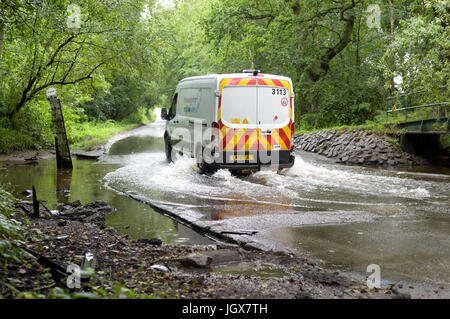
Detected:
left=164, top=134, right=172, bottom=163
left=195, top=146, right=215, bottom=174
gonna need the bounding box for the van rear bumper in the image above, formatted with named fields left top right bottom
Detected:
left=213, top=150, right=295, bottom=171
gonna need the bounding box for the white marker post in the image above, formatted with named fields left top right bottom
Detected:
left=47, top=88, right=73, bottom=169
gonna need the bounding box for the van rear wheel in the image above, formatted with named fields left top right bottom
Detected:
left=164, top=134, right=172, bottom=163
left=195, top=147, right=215, bottom=174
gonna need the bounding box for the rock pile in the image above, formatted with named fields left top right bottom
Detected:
left=55, top=200, right=116, bottom=227
left=294, top=129, right=417, bottom=165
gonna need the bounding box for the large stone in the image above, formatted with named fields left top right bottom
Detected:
left=136, top=238, right=163, bottom=246
left=332, top=148, right=339, bottom=157
left=179, top=253, right=212, bottom=269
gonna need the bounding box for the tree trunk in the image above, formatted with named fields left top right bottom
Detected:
left=387, top=0, right=396, bottom=93
left=0, top=15, right=6, bottom=61
left=355, top=15, right=362, bottom=74
left=305, top=12, right=355, bottom=83
left=0, top=15, right=5, bottom=97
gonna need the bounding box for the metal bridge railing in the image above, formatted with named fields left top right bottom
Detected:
left=386, top=102, right=449, bottom=121
left=385, top=88, right=449, bottom=122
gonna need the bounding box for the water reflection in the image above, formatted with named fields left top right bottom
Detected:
left=108, top=135, right=164, bottom=155
left=56, top=168, right=72, bottom=204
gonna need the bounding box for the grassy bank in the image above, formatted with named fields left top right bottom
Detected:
left=0, top=187, right=30, bottom=297
left=0, top=120, right=144, bottom=154
left=68, top=121, right=141, bottom=151
left=295, top=119, right=403, bottom=137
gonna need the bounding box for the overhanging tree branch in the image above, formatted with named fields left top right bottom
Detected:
left=304, top=1, right=358, bottom=82
left=10, top=61, right=107, bottom=117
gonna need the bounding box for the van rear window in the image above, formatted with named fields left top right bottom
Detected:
left=257, top=86, right=291, bottom=127
left=221, top=86, right=257, bottom=126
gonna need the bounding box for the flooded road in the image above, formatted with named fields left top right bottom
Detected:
left=1, top=120, right=449, bottom=286
left=103, top=121, right=450, bottom=285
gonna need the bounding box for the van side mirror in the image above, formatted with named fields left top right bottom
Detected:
left=161, top=107, right=168, bottom=120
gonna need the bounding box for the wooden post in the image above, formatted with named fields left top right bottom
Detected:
left=32, top=186, right=39, bottom=218
left=47, top=88, right=73, bottom=169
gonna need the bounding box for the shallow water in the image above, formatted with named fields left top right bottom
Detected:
left=2, top=120, right=449, bottom=285
left=0, top=153, right=212, bottom=245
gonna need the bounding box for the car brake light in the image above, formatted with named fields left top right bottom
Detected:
left=211, top=122, right=220, bottom=149
left=212, top=122, right=219, bottom=138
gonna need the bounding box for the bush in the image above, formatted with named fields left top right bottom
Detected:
left=78, top=76, right=160, bottom=123
left=124, top=107, right=149, bottom=125
left=0, top=187, right=24, bottom=266
left=0, top=99, right=54, bottom=153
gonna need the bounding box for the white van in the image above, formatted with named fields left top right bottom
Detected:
left=161, top=70, right=295, bottom=173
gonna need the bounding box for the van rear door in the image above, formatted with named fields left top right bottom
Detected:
left=220, top=84, right=258, bottom=154
left=218, top=78, right=292, bottom=160
left=257, top=82, right=292, bottom=151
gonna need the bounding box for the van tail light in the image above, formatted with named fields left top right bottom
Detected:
left=290, top=122, right=295, bottom=150
left=211, top=122, right=220, bottom=151
left=211, top=122, right=220, bottom=138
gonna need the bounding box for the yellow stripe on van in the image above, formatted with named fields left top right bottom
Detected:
left=280, top=80, right=292, bottom=95
left=220, top=78, right=232, bottom=94
left=238, top=78, right=250, bottom=85
left=272, top=129, right=285, bottom=150
left=224, top=130, right=237, bottom=151
left=282, top=125, right=291, bottom=141
left=264, top=79, right=276, bottom=86
left=247, top=130, right=257, bottom=151
left=259, top=134, right=272, bottom=151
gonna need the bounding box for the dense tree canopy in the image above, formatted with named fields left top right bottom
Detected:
left=0, top=0, right=448, bottom=144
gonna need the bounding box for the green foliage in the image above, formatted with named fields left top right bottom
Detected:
left=0, top=106, right=141, bottom=153
left=199, top=0, right=392, bottom=129
left=0, top=187, right=25, bottom=267
left=0, top=99, right=54, bottom=153
left=382, top=0, right=449, bottom=95
left=0, top=0, right=448, bottom=150
left=77, top=75, right=159, bottom=123
left=0, top=0, right=161, bottom=154
left=440, top=134, right=450, bottom=152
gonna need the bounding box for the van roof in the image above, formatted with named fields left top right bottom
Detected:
left=179, top=73, right=292, bottom=83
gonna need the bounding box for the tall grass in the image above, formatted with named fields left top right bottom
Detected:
left=69, top=121, right=140, bottom=150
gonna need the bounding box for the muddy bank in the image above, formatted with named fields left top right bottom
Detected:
left=0, top=150, right=56, bottom=163
left=1, top=200, right=412, bottom=299
left=0, top=123, right=151, bottom=163
left=0, top=147, right=105, bottom=164
left=294, top=128, right=423, bottom=166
